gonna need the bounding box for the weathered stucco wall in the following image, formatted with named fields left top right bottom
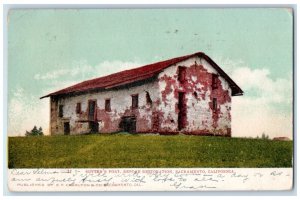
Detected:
left=50, top=55, right=232, bottom=136
left=157, top=56, right=232, bottom=136
left=50, top=79, right=160, bottom=135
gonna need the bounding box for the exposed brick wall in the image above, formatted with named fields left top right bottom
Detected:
left=157, top=56, right=232, bottom=136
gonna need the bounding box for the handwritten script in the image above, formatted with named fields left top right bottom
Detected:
left=8, top=168, right=292, bottom=191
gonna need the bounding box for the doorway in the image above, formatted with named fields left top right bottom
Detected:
left=178, top=92, right=187, bottom=131
left=89, top=122, right=99, bottom=133
left=64, top=122, right=70, bottom=135
left=120, top=116, right=136, bottom=133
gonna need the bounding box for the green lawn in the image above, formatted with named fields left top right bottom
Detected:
left=8, top=134, right=293, bottom=168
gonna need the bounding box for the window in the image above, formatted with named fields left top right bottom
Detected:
left=132, top=94, right=139, bottom=109
left=178, top=66, right=187, bottom=83
left=59, top=105, right=63, bottom=117
left=88, top=100, right=96, bottom=121
left=146, top=91, right=152, bottom=105
left=193, top=91, right=198, bottom=98
left=105, top=99, right=111, bottom=112
left=76, top=103, right=81, bottom=114
left=212, top=74, right=218, bottom=89
left=213, top=98, right=217, bottom=111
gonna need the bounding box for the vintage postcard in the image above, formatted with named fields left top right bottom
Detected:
left=6, top=7, right=294, bottom=192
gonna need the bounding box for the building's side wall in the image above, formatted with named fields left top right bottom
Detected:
left=50, top=96, right=58, bottom=135
left=50, top=79, right=160, bottom=135
left=157, top=56, right=232, bottom=136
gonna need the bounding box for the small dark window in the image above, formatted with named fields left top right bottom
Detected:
left=178, top=66, right=187, bottom=83
left=213, top=98, right=217, bottom=111
left=146, top=92, right=152, bottom=105
left=105, top=99, right=111, bottom=112
left=76, top=103, right=81, bottom=114
left=212, top=74, right=218, bottom=89
left=193, top=91, right=198, bottom=98
left=132, top=94, right=139, bottom=109
left=59, top=105, right=63, bottom=117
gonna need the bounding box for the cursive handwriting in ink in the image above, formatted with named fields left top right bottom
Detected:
left=270, top=171, right=283, bottom=176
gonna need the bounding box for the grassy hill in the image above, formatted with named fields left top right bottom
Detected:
left=8, top=134, right=293, bottom=168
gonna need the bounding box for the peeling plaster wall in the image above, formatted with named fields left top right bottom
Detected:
left=50, top=79, right=160, bottom=135
left=50, top=55, right=232, bottom=136
left=158, top=56, right=232, bottom=136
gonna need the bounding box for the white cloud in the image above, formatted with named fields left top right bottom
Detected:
left=8, top=88, right=50, bottom=136
left=34, top=69, right=69, bottom=80
left=213, top=56, right=293, bottom=139
left=232, top=67, right=292, bottom=104
left=230, top=67, right=292, bottom=139
left=34, top=65, right=94, bottom=80
left=34, top=60, right=144, bottom=81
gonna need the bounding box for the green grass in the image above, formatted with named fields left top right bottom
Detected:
left=8, top=134, right=293, bottom=168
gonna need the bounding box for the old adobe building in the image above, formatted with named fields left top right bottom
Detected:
left=41, top=52, right=243, bottom=136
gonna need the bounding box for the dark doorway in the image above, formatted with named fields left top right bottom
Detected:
left=88, top=100, right=96, bottom=121
left=119, top=116, right=136, bottom=133
left=64, top=122, right=70, bottom=135
left=178, top=92, right=187, bottom=131
left=89, top=122, right=99, bottom=133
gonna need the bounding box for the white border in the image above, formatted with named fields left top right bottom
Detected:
left=1, top=1, right=298, bottom=198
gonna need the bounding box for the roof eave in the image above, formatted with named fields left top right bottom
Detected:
left=232, top=92, right=244, bottom=96
left=40, top=95, right=50, bottom=99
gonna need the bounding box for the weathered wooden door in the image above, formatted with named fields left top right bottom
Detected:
left=178, top=92, right=187, bottom=131
left=88, top=100, right=96, bottom=121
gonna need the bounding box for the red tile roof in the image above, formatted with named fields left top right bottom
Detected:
left=41, top=52, right=243, bottom=99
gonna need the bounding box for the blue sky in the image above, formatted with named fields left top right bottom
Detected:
left=7, top=8, right=293, bottom=138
